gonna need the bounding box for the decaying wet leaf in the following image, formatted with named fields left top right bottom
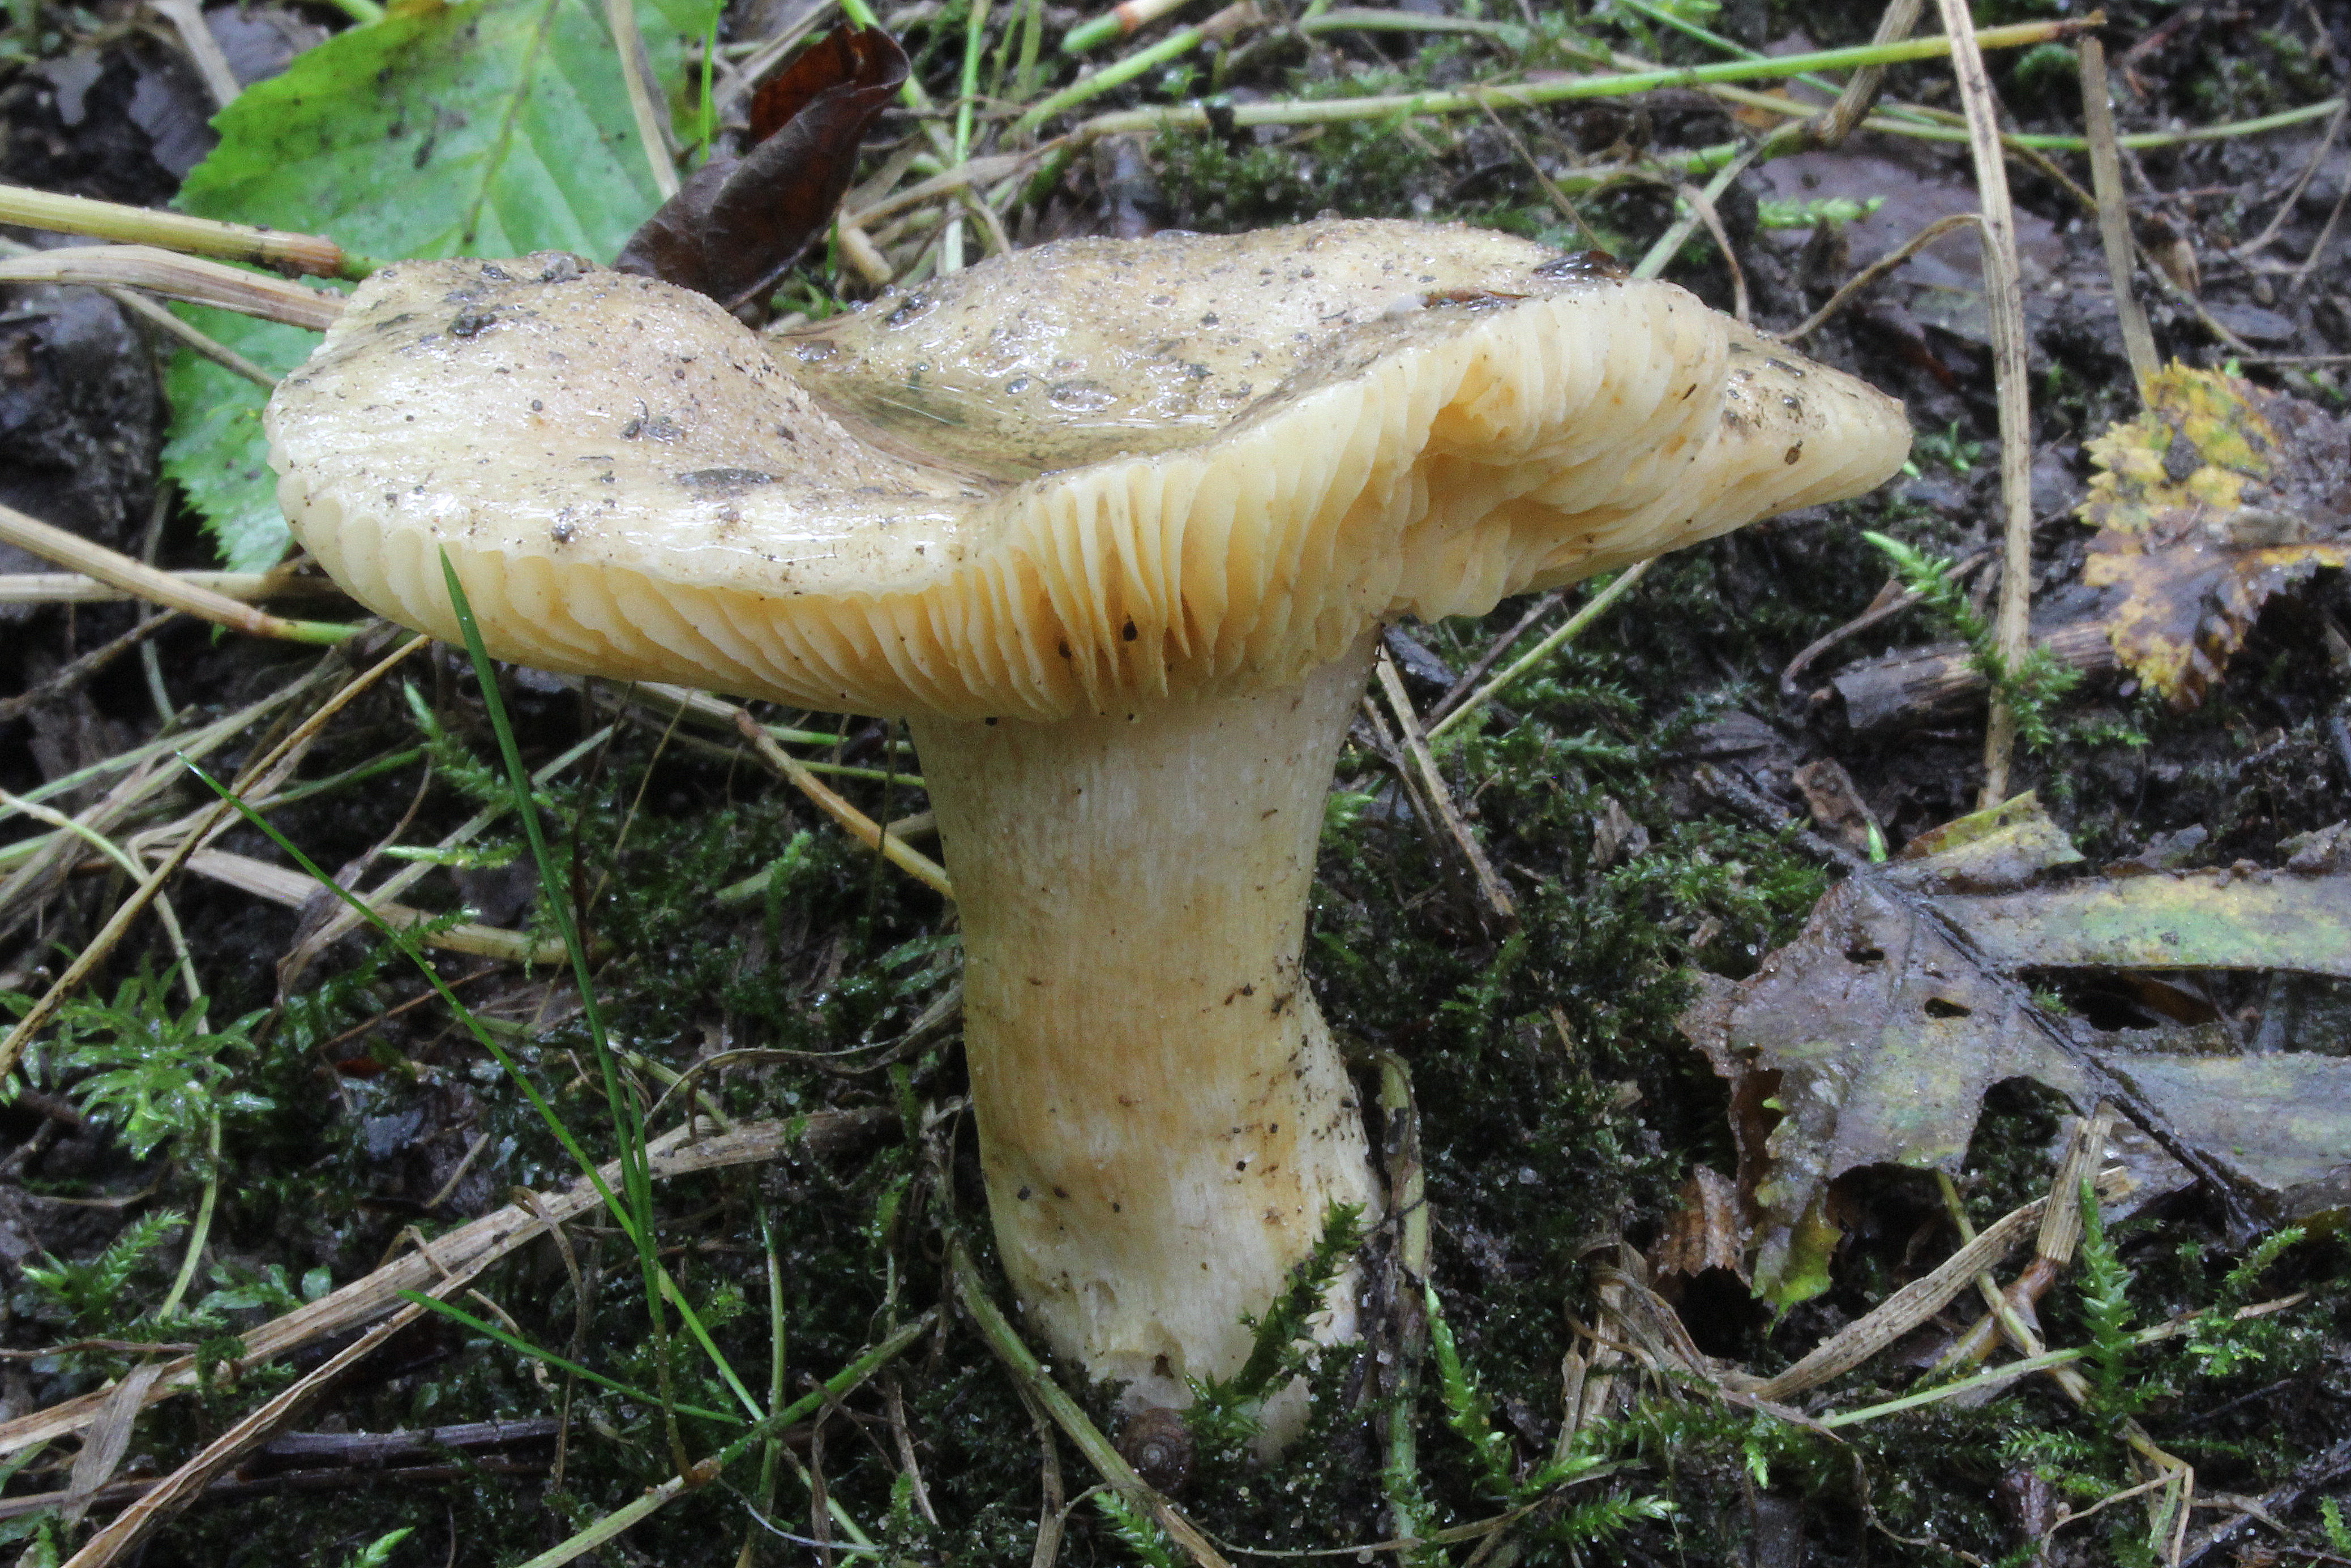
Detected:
left=1681, top=794, right=2351, bottom=1308
left=614, top=25, right=907, bottom=314
left=2078, top=364, right=2351, bottom=706
left=1654, top=1166, right=1748, bottom=1285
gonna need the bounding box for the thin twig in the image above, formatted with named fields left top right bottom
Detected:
left=1774, top=213, right=1978, bottom=344
left=1424, top=561, right=1652, bottom=745
left=731, top=708, right=954, bottom=899
left=0, top=503, right=352, bottom=643
left=0, top=244, right=348, bottom=324
left=1929, top=0, right=2035, bottom=807
left=2080, top=37, right=2161, bottom=392
left=0, top=635, right=425, bottom=1083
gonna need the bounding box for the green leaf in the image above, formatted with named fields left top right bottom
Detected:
left=167, top=0, right=722, bottom=569
left=166, top=315, right=319, bottom=570
left=342, top=1527, right=414, bottom=1568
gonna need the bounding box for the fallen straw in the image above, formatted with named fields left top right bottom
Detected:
left=1930, top=0, right=2036, bottom=808
left=0, top=570, right=343, bottom=606
left=0, top=184, right=357, bottom=279
left=0, top=504, right=354, bottom=645
left=731, top=709, right=955, bottom=899
left=1424, top=562, right=1654, bottom=746
left=1060, top=16, right=2093, bottom=137
left=0, top=246, right=346, bottom=329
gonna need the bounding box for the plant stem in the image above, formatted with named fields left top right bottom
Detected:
left=1931, top=0, right=2033, bottom=808
left=0, top=184, right=357, bottom=279
left=0, top=504, right=354, bottom=644
left=1014, top=1, right=1257, bottom=132
left=1297, top=6, right=1530, bottom=46
left=1059, top=17, right=2088, bottom=136
left=2080, top=37, right=2160, bottom=393
left=1425, top=562, right=1653, bottom=746
left=1376, top=1055, right=1436, bottom=1560
left=948, top=1240, right=1232, bottom=1568
left=509, top=1316, right=931, bottom=1568
left=157, top=1117, right=220, bottom=1319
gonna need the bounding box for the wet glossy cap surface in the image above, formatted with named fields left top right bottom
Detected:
left=269, top=221, right=1909, bottom=719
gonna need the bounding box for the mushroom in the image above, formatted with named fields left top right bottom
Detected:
left=266, top=220, right=1909, bottom=1424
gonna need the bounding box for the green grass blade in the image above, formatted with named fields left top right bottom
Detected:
left=435, top=558, right=661, bottom=1268
left=397, top=1291, right=741, bottom=1423
left=177, top=758, right=641, bottom=1249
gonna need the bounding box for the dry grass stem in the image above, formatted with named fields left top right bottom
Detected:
left=0, top=245, right=345, bottom=329
left=1929, top=0, right=2036, bottom=808
left=1376, top=650, right=1517, bottom=922
left=1814, top=0, right=1925, bottom=147
left=1673, top=178, right=1749, bottom=322
left=268, top=723, right=614, bottom=980
left=606, top=0, right=681, bottom=198
left=0, top=184, right=350, bottom=277
left=1740, top=1166, right=2132, bottom=1402
left=59, top=1258, right=503, bottom=1568
left=0, top=503, right=351, bottom=643
left=2229, top=104, right=2345, bottom=262
left=0, top=570, right=341, bottom=606
left=0, top=634, right=427, bottom=1081
left=842, top=151, right=1038, bottom=231
left=93, top=281, right=281, bottom=386
left=1775, top=213, right=1980, bottom=344
left=0, top=1115, right=871, bottom=1458
left=731, top=708, right=954, bottom=899
left=0, top=661, right=333, bottom=915
left=147, top=0, right=243, bottom=109
left=181, top=848, right=567, bottom=965
left=2080, top=37, right=2161, bottom=392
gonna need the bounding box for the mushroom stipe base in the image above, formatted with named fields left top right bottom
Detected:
left=912, top=632, right=1385, bottom=1420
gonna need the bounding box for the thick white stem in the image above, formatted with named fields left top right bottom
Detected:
left=910, top=633, right=1381, bottom=1413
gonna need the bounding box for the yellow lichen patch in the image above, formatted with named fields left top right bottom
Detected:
left=2078, top=364, right=2351, bottom=706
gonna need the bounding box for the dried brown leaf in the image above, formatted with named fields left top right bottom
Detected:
left=1654, top=1166, right=1748, bottom=1284
left=613, top=25, right=908, bottom=315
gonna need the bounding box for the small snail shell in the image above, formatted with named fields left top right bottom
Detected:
left=1116, top=1406, right=1194, bottom=1494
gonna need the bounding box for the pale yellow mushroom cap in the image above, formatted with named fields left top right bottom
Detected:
left=268, top=221, right=1909, bottom=721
